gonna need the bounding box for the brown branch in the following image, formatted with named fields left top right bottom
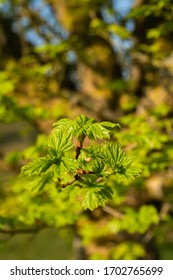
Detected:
left=61, top=178, right=76, bottom=188
left=76, top=140, right=83, bottom=159
left=60, top=170, right=96, bottom=189
left=103, top=205, right=124, bottom=219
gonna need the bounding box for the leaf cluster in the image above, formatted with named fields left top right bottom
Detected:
left=20, top=115, right=141, bottom=210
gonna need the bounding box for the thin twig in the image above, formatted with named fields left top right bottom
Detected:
left=61, top=178, right=76, bottom=188
left=103, top=205, right=124, bottom=219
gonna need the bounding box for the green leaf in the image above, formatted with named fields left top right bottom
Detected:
left=61, top=157, right=78, bottom=173
left=88, top=121, right=119, bottom=140
left=53, top=118, right=75, bottom=132
left=75, top=114, right=95, bottom=127
left=102, top=143, right=141, bottom=179
left=74, top=115, right=118, bottom=140
left=25, top=173, right=52, bottom=192
left=82, top=186, right=113, bottom=211
left=77, top=174, right=113, bottom=210
left=102, top=143, right=130, bottom=168
left=101, top=121, right=120, bottom=129
left=92, top=158, right=105, bottom=176
left=54, top=161, right=66, bottom=178
left=54, top=157, right=78, bottom=178
left=73, top=114, right=95, bottom=139
left=21, top=157, right=53, bottom=176
left=48, top=130, right=74, bottom=157
left=87, top=123, right=111, bottom=140
left=53, top=114, right=119, bottom=142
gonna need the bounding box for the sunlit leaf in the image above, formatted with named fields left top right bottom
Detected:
left=102, top=143, right=141, bottom=178
left=82, top=186, right=113, bottom=211
left=21, top=157, right=53, bottom=176
left=76, top=174, right=113, bottom=210
left=61, top=157, right=79, bottom=172
left=48, top=130, right=74, bottom=157
left=53, top=118, right=75, bottom=132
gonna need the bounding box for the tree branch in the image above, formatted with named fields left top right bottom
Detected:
left=103, top=205, right=124, bottom=219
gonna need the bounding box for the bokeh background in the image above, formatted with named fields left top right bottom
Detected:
left=0, top=0, right=173, bottom=260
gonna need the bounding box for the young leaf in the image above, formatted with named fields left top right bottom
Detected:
left=74, top=115, right=119, bottom=140
left=53, top=114, right=119, bottom=142
left=82, top=186, right=113, bottom=211
left=26, top=173, right=52, bottom=192
left=75, top=114, right=95, bottom=128
left=47, top=130, right=74, bottom=157
left=54, top=161, right=66, bottom=178
left=53, top=118, right=75, bottom=132
left=87, top=123, right=111, bottom=140
left=53, top=157, right=78, bottom=179
left=102, top=143, right=129, bottom=168
left=102, top=143, right=141, bottom=179
left=21, top=157, right=53, bottom=176
left=76, top=174, right=113, bottom=210
left=73, top=114, right=95, bottom=142
left=61, top=157, right=78, bottom=173
left=92, top=158, right=105, bottom=176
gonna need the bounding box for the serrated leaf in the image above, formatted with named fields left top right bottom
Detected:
left=54, top=157, right=78, bottom=178
left=76, top=174, right=113, bottom=210
left=88, top=121, right=119, bottom=140
left=75, top=118, right=117, bottom=140
left=21, top=157, right=53, bottom=176
left=102, top=143, right=131, bottom=167
left=120, top=166, right=142, bottom=179
left=26, top=173, right=52, bottom=192
left=53, top=118, right=75, bottom=132
left=53, top=115, right=119, bottom=142
left=102, top=143, right=141, bottom=179
left=101, top=121, right=121, bottom=129
left=48, top=130, right=74, bottom=157
left=62, top=157, right=78, bottom=172
left=75, top=114, right=95, bottom=127
left=92, top=158, right=104, bottom=175
left=87, top=123, right=111, bottom=140
left=54, top=161, right=66, bottom=178
left=82, top=187, right=113, bottom=211
left=73, top=115, right=96, bottom=140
